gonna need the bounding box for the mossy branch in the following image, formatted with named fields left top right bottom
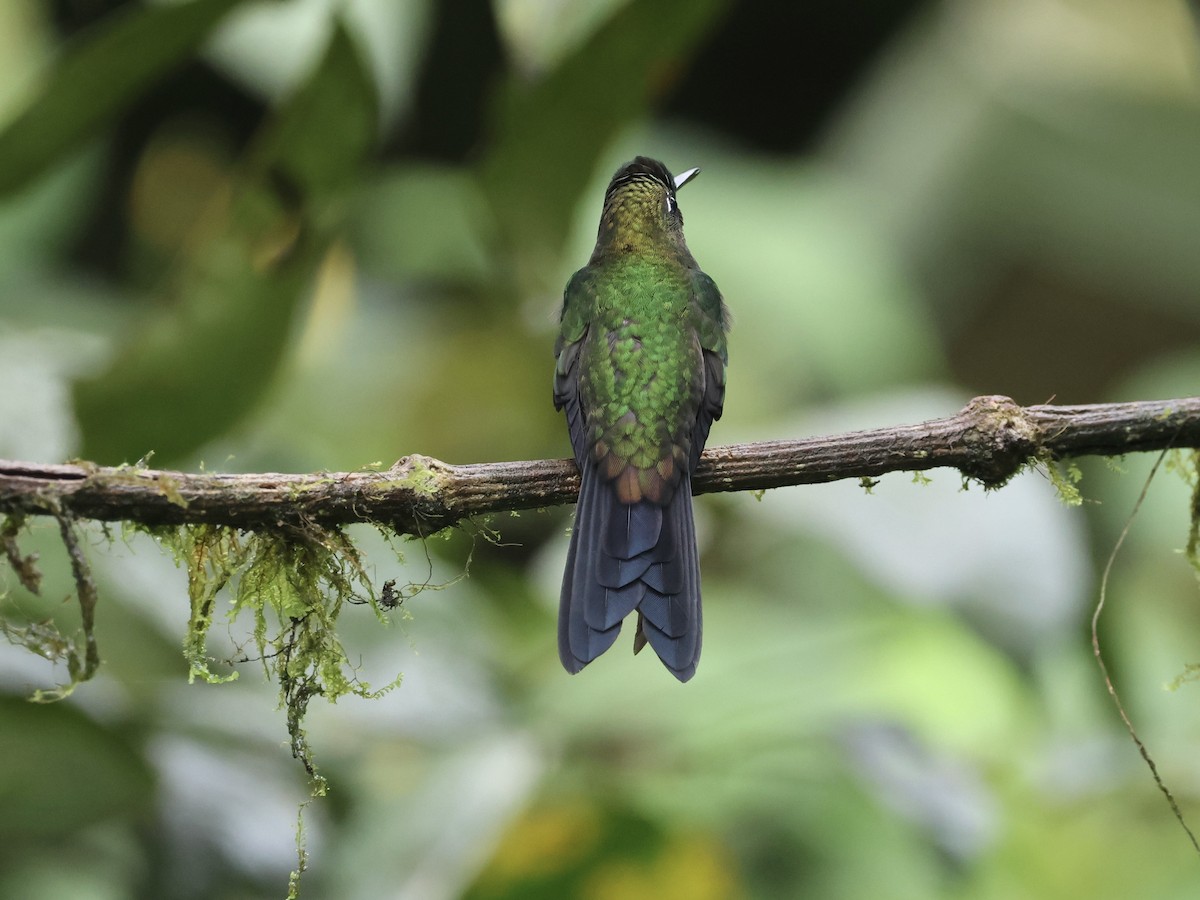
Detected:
left=1, top=395, right=1198, bottom=531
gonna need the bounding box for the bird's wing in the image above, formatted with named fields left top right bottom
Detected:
left=554, top=268, right=593, bottom=470
left=689, top=270, right=729, bottom=469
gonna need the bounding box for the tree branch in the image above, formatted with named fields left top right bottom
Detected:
left=1, top=395, right=1197, bottom=535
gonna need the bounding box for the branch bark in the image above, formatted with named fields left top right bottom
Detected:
left=1, top=395, right=1197, bottom=535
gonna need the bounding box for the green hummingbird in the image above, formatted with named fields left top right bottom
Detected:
left=554, top=156, right=729, bottom=681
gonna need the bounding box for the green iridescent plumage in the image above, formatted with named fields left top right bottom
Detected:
left=554, top=157, right=729, bottom=681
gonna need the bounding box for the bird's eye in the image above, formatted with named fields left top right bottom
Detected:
left=665, top=194, right=676, bottom=214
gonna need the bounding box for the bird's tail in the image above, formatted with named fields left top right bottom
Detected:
left=558, top=465, right=702, bottom=681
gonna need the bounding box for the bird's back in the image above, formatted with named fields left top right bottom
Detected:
left=576, top=256, right=704, bottom=506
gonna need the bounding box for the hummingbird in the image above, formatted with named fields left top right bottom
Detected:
left=554, top=156, right=729, bottom=682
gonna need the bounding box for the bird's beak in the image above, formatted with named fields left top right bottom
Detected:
left=673, top=167, right=700, bottom=190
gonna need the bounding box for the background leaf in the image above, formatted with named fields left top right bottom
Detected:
left=72, top=20, right=377, bottom=465
left=0, top=0, right=248, bottom=198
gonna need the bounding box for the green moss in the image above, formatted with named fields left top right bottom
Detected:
left=397, top=455, right=442, bottom=497
left=1103, top=456, right=1128, bottom=475
left=1168, top=662, right=1200, bottom=692
left=287, top=801, right=312, bottom=900
left=0, top=511, right=102, bottom=702
left=286, top=475, right=338, bottom=500
left=1046, top=460, right=1084, bottom=507
left=144, top=521, right=405, bottom=786
left=130, top=518, right=416, bottom=896
left=1158, top=450, right=1200, bottom=580
left=81, top=466, right=191, bottom=509
left=1184, top=451, right=1200, bottom=580
left=1, top=512, right=41, bottom=594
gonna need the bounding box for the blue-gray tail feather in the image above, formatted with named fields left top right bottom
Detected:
left=558, top=466, right=701, bottom=681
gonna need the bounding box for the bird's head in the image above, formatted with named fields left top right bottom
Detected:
left=593, top=156, right=700, bottom=260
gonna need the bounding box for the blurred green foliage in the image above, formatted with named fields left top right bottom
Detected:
left=74, top=18, right=378, bottom=463
left=1, top=1, right=1200, bottom=898
left=0, top=0, right=245, bottom=196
